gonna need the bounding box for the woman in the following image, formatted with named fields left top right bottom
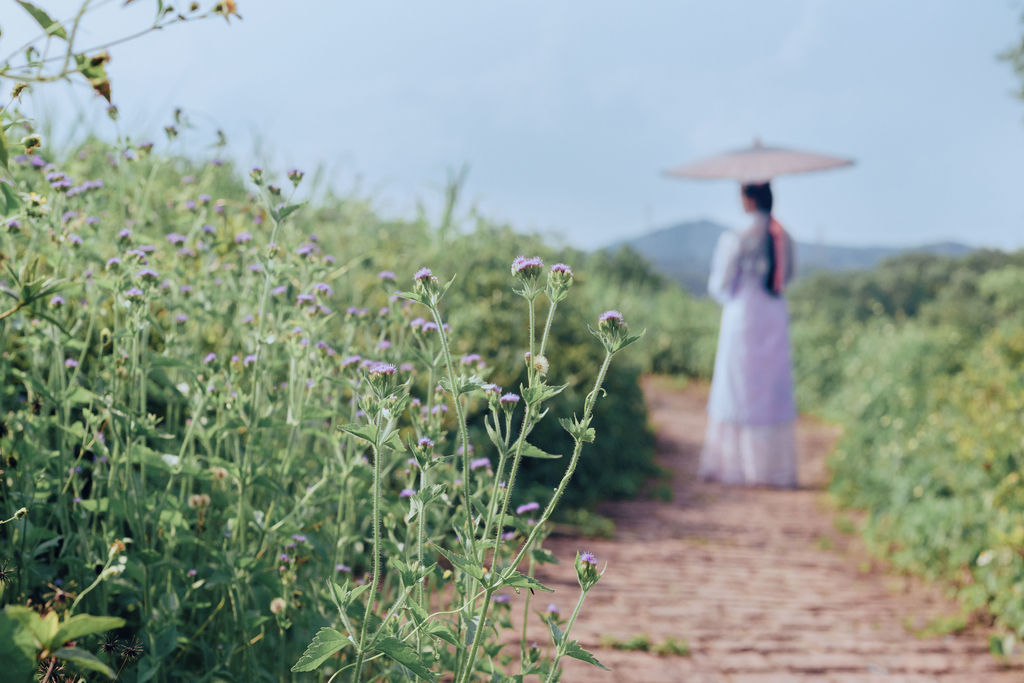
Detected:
left=698, top=182, right=798, bottom=488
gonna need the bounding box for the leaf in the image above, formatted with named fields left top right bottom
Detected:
left=558, top=417, right=595, bottom=443
left=547, top=616, right=564, bottom=646
left=530, top=547, right=560, bottom=565
left=522, top=382, right=568, bottom=405
left=433, top=544, right=485, bottom=581
left=53, top=647, right=117, bottom=677
left=6, top=604, right=58, bottom=649
left=499, top=571, right=553, bottom=593
left=0, top=610, right=35, bottom=683
left=382, top=429, right=406, bottom=451
left=338, top=423, right=379, bottom=445
left=563, top=640, right=611, bottom=671
left=519, top=442, right=560, bottom=459
left=52, top=614, right=126, bottom=649
left=135, top=655, right=161, bottom=683
left=0, top=134, right=8, bottom=176
left=74, top=52, right=111, bottom=102
left=17, top=2, right=67, bottom=39
left=422, top=620, right=460, bottom=647
left=373, top=637, right=437, bottom=682
left=277, top=202, right=305, bottom=220
left=484, top=416, right=504, bottom=454
left=290, top=627, right=349, bottom=672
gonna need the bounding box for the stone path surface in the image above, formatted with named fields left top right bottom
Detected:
left=528, top=378, right=1022, bottom=682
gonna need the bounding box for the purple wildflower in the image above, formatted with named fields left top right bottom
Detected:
left=580, top=551, right=597, bottom=566
left=291, top=534, right=307, bottom=543
left=243, top=354, right=258, bottom=367
left=68, top=234, right=83, bottom=245
left=137, top=268, right=159, bottom=281
left=598, top=310, right=624, bottom=325
left=313, top=282, right=333, bottom=297
left=180, top=284, right=192, bottom=294
left=494, top=595, right=511, bottom=603
left=181, top=175, right=195, bottom=184
left=511, top=255, right=543, bottom=274
left=106, top=256, right=122, bottom=268
left=241, top=314, right=254, bottom=324
left=470, top=457, right=491, bottom=471
left=124, top=287, right=145, bottom=300
left=550, top=263, right=573, bottom=275
left=65, top=358, right=79, bottom=368
left=460, top=353, right=482, bottom=364
left=279, top=553, right=290, bottom=563
left=272, top=285, right=287, bottom=296
left=400, top=362, right=414, bottom=372
left=516, top=502, right=540, bottom=515
left=203, top=353, right=217, bottom=364
left=335, top=564, right=351, bottom=572
left=378, top=340, right=391, bottom=351
left=399, top=488, right=416, bottom=498
left=235, top=231, right=252, bottom=244
left=378, top=271, right=396, bottom=281
left=296, top=293, right=315, bottom=305
left=547, top=603, right=560, bottom=614
left=86, top=216, right=100, bottom=225
left=202, top=224, right=216, bottom=234
left=50, top=295, right=65, bottom=307
left=500, top=393, right=520, bottom=405
left=418, top=437, right=434, bottom=448
left=369, top=362, right=397, bottom=376
left=413, top=267, right=434, bottom=282
left=188, top=569, right=198, bottom=577
left=501, top=531, right=516, bottom=540
left=199, top=194, right=211, bottom=203
left=341, top=355, right=362, bottom=368
left=176, top=313, right=189, bottom=323
left=167, top=233, right=187, bottom=244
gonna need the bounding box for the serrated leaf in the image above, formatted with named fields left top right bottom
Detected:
left=290, top=627, right=348, bottom=672
left=17, top=1, right=66, bottom=39
left=499, top=571, right=553, bottom=593
left=547, top=616, right=564, bottom=646
left=277, top=202, right=305, bottom=220
left=522, top=382, right=568, bottom=405
left=382, top=429, right=406, bottom=451
left=433, top=544, right=485, bottom=581
left=373, top=637, right=437, bottom=682
left=519, top=442, right=560, bottom=459
left=54, top=647, right=116, bottom=677
left=530, top=547, right=560, bottom=565
left=338, top=423, right=379, bottom=445
left=564, top=640, right=611, bottom=671
left=422, top=620, right=461, bottom=647
left=52, top=614, right=126, bottom=649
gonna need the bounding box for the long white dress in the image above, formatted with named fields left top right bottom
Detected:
left=699, top=211, right=798, bottom=488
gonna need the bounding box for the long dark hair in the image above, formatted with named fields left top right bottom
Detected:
left=742, top=182, right=781, bottom=296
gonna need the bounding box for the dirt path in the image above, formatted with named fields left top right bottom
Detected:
left=526, top=378, right=1022, bottom=682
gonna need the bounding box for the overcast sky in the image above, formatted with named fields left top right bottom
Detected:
left=7, top=1, right=1024, bottom=249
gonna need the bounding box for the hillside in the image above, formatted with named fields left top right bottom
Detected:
left=616, top=220, right=973, bottom=294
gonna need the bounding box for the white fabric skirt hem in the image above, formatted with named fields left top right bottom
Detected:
left=698, top=418, right=798, bottom=488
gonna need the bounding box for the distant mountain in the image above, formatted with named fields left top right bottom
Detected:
left=614, top=220, right=974, bottom=295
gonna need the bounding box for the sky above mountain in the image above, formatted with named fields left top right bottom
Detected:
left=8, top=1, right=1024, bottom=250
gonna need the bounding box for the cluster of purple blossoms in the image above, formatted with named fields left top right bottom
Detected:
left=203, top=353, right=217, bottom=364
left=469, top=457, right=491, bottom=471
left=65, top=358, right=79, bottom=369
left=296, top=293, right=315, bottom=305
left=50, top=295, right=65, bottom=307
left=62, top=210, right=77, bottom=223
left=511, top=255, right=543, bottom=275
left=65, top=179, right=104, bottom=198
left=580, top=551, right=597, bottom=566
left=499, top=393, right=520, bottom=405
left=137, top=268, right=160, bottom=281
left=550, top=263, right=573, bottom=276
left=399, top=488, right=416, bottom=498
left=235, top=231, right=252, bottom=244
left=68, top=234, right=83, bottom=246
left=460, top=353, right=482, bottom=364
left=124, top=287, right=145, bottom=301
left=418, top=437, right=434, bottom=449
left=313, top=282, right=333, bottom=297
left=243, top=354, right=258, bottom=367
left=413, top=267, right=436, bottom=282
left=272, top=285, right=287, bottom=296
left=516, top=502, right=540, bottom=515
left=166, top=233, right=187, bottom=244
left=368, top=362, right=397, bottom=377
left=378, top=271, right=396, bottom=281
left=46, top=171, right=73, bottom=190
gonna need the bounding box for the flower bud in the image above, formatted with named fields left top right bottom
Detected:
left=546, top=263, right=574, bottom=302
left=287, top=168, right=305, bottom=186
left=575, top=550, right=601, bottom=591
left=21, top=134, right=42, bottom=153
left=413, top=267, right=440, bottom=301
left=250, top=166, right=264, bottom=185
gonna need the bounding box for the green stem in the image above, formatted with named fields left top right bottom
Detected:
left=352, top=436, right=384, bottom=683
left=545, top=587, right=589, bottom=683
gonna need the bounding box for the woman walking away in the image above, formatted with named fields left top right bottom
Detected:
left=699, top=182, right=798, bottom=488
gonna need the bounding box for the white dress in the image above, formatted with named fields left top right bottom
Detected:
left=699, top=212, right=798, bottom=488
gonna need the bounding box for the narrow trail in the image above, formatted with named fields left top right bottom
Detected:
left=527, top=378, right=1023, bottom=682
